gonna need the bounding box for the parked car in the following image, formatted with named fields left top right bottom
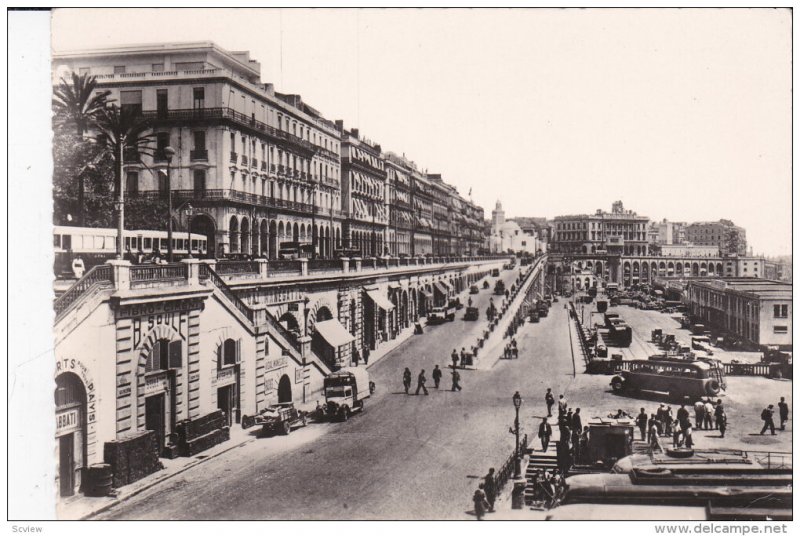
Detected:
left=241, top=402, right=308, bottom=436
left=464, top=306, right=479, bottom=321
left=470, top=285, right=480, bottom=294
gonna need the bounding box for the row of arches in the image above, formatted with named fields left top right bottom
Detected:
left=227, top=215, right=342, bottom=258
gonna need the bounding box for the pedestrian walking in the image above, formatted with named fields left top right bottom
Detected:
left=760, top=404, right=776, bottom=435
left=432, top=365, right=442, bottom=389
left=636, top=408, right=648, bottom=441
left=647, top=414, right=659, bottom=446
left=483, top=468, right=497, bottom=512
left=473, top=484, right=490, bottom=521
left=415, top=370, right=429, bottom=395
left=571, top=408, right=582, bottom=437
left=778, top=397, right=789, bottom=431
left=402, top=368, right=412, bottom=395
left=558, top=395, right=567, bottom=417
left=451, top=369, right=462, bottom=391
left=538, top=417, right=552, bottom=452
left=545, top=388, right=555, bottom=417
left=694, top=399, right=705, bottom=429
left=460, top=347, right=467, bottom=368
left=566, top=408, right=574, bottom=430
left=451, top=349, right=459, bottom=370
left=714, top=400, right=725, bottom=431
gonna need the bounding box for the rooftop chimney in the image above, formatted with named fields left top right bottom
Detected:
left=351, top=128, right=359, bottom=139
left=335, top=119, right=344, bottom=131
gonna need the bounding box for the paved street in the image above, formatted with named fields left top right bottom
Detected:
left=98, top=265, right=580, bottom=520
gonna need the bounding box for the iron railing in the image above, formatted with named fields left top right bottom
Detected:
left=203, top=265, right=255, bottom=323
left=130, top=263, right=188, bottom=282
left=267, top=259, right=302, bottom=277
left=308, top=259, right=343, bottom=273
left=54, top=265, right=114, bottom=319
left=215, top=260, right=260, bottom=275
left=493, top=433, right=529, bottom=493
left=190, top=149, right=208, bottom=161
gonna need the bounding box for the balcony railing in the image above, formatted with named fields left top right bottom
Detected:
left=241, top=155, right=248, bottom=166
left=251, top=158, right=258, bottom=169
left=190, top=149, right=208, bottom=161
left=215, top=260, right=260, bottom=275
left=270, top=164, right=276, bottom=173
left=308, top=259, right=343, bottom=274
left=140, top=107, right=319, bottom=155
left=261, top=161, right=267, bottom=171
left=267, top=260, right=302, bottom=277
left=130, top=263, right=188, bottom=283
left=230, top=151, right=238, bottom=163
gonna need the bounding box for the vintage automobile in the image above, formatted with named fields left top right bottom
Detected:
left=470, top=284, right=480, bottom=294
left=464, top=306, right=479, bottom=321
left=241, top=402, right=308, bottom=436
left=610, top=357, right=726, bottom=400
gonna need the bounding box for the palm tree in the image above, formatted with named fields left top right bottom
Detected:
left=52, top=72, right=110, bottom=225
left=93, top=103, right=155, bottom=257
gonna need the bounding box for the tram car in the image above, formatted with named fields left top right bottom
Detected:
left=54, top=225, right=207, bottom=278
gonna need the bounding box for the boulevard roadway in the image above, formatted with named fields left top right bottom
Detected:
left=98, top=263, right=578, bottom=520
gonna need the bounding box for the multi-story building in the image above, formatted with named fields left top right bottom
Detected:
left=686, top=220, right=747, bottom=256
left=427, top=174, right=453, bottom=255
left=686, top=278, right=792, bottom=349
left=463, top=201, right=485, bottom=255
left=337, top=123, right=388, bottom=257
left=411, top=171, right=434, bottom=256
left=660, top=244, right=719, bottom=257
left=53, top=41, right=344, bottom=259
left=384, top=152, right=415, bottom=257
left=650, top=219, right=688, bottom=245
left=552, top=201, right=650, bottom=255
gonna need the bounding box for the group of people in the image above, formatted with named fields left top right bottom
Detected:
left=472, top=468, right=497, bottom=520
left=760, top=397, right=790, bottom=435
left=503, top=338, right=518, bottom=359
left=537, top=390, right=588, bottom=474
left=402, top=364, right=461, bottom=394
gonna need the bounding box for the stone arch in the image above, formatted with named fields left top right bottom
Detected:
left=278, top=374, right=292, bottom=403
left=692, top=262, right=700, bottom=276
left=292, top=222, right=299, bottom=242
left=707, top=263, right=715, bottom=276
left=307, top=298, right=337, bottom=334
left=717, top=262, right=724, bottom=275
left=700, top=262, right=707, bottom=276
left=277, top=311, right=300, bottom=332
left=259, top=219, right=269, bottom=256
left=229, top=215, right=239, bottom=254
left=269, top=220, right=277, bottom=259
left=190, top=213, right=216, bottom=258
left=240, top=217, right=250, bottom=255
left=667, top=262, right=674, bottom=276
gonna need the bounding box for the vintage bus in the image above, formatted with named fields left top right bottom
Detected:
left=610, top=357, right=726, bottom=400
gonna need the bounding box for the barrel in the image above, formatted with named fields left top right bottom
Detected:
left=85, top=463, right=113, bottom=497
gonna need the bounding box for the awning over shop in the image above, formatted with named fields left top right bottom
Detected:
left=419, top=289, right=433, bottom=300
left=439, top=280, right=453, bottom=292
left=365, top=288, right=395, bottom=311
left=313, top=319, right=356, bottom=348
left=388, top=282, right=402, bottom=290
left=434, top=282, right=450, bottom=296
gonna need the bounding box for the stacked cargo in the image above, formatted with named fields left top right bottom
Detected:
left=104, top=430, right=163, bottom=488
left=175, top=410, right=230, bottom=457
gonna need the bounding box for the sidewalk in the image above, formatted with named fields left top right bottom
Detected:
left=58, top=424, right=259, bottom=520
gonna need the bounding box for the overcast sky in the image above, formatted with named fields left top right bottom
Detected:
left=51, top=8, right=792, bottom=256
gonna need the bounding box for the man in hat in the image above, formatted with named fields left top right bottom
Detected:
left=760, top=404, right=776, bottom=435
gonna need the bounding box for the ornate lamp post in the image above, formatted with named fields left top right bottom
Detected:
left=163, top=146, right=176, bottom=262
left=184, top=203, right=194, bottom=258
left=302, top=295, right=311, bottom=403
left=512, top=391, right=522, bottom=479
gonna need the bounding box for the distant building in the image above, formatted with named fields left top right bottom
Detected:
left=650, top=219, right=687, bottom=245
left=686, top=278, right=792, bottom=349
left=488, top=201, right=541, bottom=254
left=686, top=220, right=747, bottom=256
left=552, top=201, right=650, bottom=255
left=659, top=244, right=719, bottom=257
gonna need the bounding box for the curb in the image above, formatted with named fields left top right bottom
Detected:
left=80, top=435, right=257, bottom=520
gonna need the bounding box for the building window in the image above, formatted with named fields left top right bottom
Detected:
left=158, top=169, right=168, bottom=194
left=120, top=90, right=142, bottom=115
left=774, top=326, right=788, bottom=334
left=126, top=171, right=139, bottom=194
left=221, top=339, right=239, bottom=367
left=193, top=169, right=206, bottom=194
left=113, top=65, right=126, bottom=74
left=146, top=339, right=182, bottom=372
left=155, top=132, right=169, bottom=161
left=193, top=87, right=205, bottom=109
left=774, top=304, right=788, bottom=318
left=193, top=130, right=206, bottom=150
left=156, top=89, right=168, bottom=118
left=152, top=63, right=164, bottom=72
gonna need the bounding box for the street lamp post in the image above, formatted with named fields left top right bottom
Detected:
left=184, top=203, right=194, bottom=258
left=512, top=391, right=522, bottom=479
left=310, top=179, right=317, bottom=260
left=164, top=146, right=176, bottom=262
left=116, top=141, right=125, bottom=259
left=302, top=295, right=310, bottom=403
